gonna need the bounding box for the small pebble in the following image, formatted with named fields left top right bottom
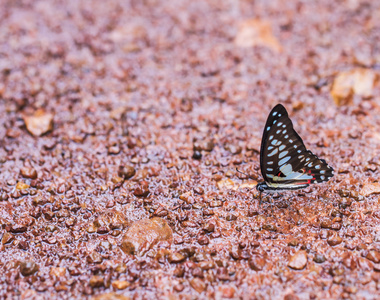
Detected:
left=168, top=252, right=186, bottom=263
left=328, top=235, right=343, bottom=246
left=288, top=250, right=307, bottom=270
left=112, top=280, right=130, bottom=290
left=313, top=253, right=326, bottom=263
left=20, top=260, right=39, bottom=276
left=118, top=165, right=136, bottom=179
left=366, top=250, right=380, bottom=263
left=189, top=278, right=207, bottom=293
left=20, top=167, right=38, bottom=179
left=249, top=254, right=266, bottom=271
left=89, top=275, right=104, bottom=288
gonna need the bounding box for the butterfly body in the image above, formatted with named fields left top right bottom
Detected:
left=256, top=182, right=309, bottom=193
left=257, top=104, right=334, bottom=193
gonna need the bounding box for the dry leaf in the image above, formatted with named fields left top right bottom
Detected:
left=234, top=19, right=282, bottom=53
left=360, top=182, right=380, bottom=197
left=331, top=68, right=378, bottom=106
left=23, top=109, right=54, bottom=136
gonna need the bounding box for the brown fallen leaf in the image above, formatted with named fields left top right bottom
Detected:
left=360, top=182, right=380, bottom=197
left=23, top=109, right=54, bottom=136
left=234, top=19, right=282, bottom=53
left=331, top=68, right=378, bottom=106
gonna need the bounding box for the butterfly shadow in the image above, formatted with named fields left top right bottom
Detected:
left=236, top=168, right=294, bottom=214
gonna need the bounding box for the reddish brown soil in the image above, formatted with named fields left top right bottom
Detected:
left=1, top=0, right=380, bottom=299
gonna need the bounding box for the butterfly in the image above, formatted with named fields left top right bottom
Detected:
left=255, top=104, right=334, bottom=193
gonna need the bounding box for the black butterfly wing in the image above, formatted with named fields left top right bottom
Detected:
left=260, top=104, right=334, bottom=188
left=260, top=104, right=290, bottom=182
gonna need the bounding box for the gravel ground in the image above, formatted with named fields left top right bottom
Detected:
left=1, top=0, right=380, bottom=299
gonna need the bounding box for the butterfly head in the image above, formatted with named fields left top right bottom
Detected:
left=256, top=182, right=268, bottom=192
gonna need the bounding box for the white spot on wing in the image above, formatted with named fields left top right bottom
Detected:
left=279, top=156, right=291, bottom=166
left=279, top=151, right=288, bottom=159
left=297, top=173, right=313, bottom=180
left=315, top=165, right=321, bottom=169
left=273, top=111, right=278, bottom=116
left=280, top=172, right=313, bottom=180
left=268, top=148, right=278, bottom=157
left=280, top=164, right=292, bottom=175
left=267, top=126, right=270, bottom=131
left=279, top=145, right=285, bottom=151
left=271, top=139, right=278, bottom=145
left=321, top=175, right=325, bottom=180
left=269, top=135, right=274, bottom=140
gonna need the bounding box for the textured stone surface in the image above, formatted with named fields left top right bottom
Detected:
left=120, top=217, right=173, bottom=255
left=0, top=0, right=379, bottom=299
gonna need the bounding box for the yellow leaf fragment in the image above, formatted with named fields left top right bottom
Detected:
left=331, top=68, right=378, bottom=106
left=234, top=19, right=282, bottom=53
left=23, top=109, right=54, bottom=136
left=360, top=182, right=380, bottom=197
left=16, top=181, right=30, bottom=190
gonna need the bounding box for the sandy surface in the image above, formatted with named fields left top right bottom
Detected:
left=1, top=0, right=380, bottom=299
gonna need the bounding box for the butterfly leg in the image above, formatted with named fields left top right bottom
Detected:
left=269, top=195, right=275, bottom=215
left=259, top=193, right=274, bottom=215
left=259, top=191, right=262, bottom=207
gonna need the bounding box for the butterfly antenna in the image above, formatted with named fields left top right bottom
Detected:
left=235, top=168, right=253, bottom=179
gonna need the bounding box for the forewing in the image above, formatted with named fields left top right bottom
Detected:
left=260, top=104, right=290, bottom=182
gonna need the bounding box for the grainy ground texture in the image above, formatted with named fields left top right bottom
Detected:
left=1, top=0, right=380, bottom=299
